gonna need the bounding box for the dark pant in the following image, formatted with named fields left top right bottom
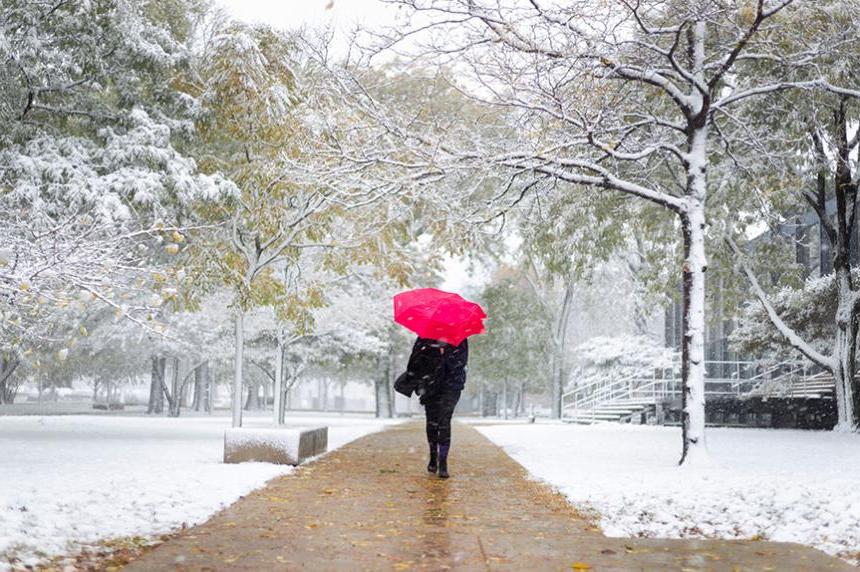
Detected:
left=425, top=390, right=461, bottom=447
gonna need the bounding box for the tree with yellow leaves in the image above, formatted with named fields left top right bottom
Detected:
left=180, top=19, right=413, bottom=427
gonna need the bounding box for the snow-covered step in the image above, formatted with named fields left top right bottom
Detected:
left=790, top=392, right=832, bottom=399
left=565, top=412, right=626, bottom=421
left=595, top=404, right=649, bottom=412
left=566, top=418, right=607, bottom=425
left=594, top=406, right=643, bottom=413
left=746, top=374, right=836, bottom=400
left=568, top=411, right=624, bottom=418
left=565, top=409, right=639, bottom=419
left=565, top=400, right=655, bottom=412
left=564, top=405, right=655, bottom=424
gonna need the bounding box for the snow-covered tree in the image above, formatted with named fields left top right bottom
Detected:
left=330, top=0, right=859, bottom=463
left=515, top=190, right=676, bottom=415
left=726, top=1, right=860, bottom=430
left=731, top=271, right=857, bottom=361
left=0, top=0, right=234, bottom=394
left=470, top=274, right=553, bottom=417
left=174, top=19, right=423, bottom=427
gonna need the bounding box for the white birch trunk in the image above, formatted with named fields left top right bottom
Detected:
left=231, top=308, right=245, bottom=428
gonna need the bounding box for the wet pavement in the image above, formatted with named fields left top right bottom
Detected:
left=124, top=422, right=852, bottom=571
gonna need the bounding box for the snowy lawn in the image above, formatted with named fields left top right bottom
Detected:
left=0, top=412, right=398, bottom=568
left=476, top=422, right=860, bottom=562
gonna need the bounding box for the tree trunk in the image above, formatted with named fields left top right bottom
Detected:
left=484, top=390, right=497, bottom=417
left=386, top=341, right=396, bottom=417
left=820, top=214, right=834, bottom=276
left=833, top=269, right=859, bottom=430
left=519, top=381, right=527, bottom=415
left=167, top=357, right=181, bottom=417
left=200, top=360, right=212, bottom=413
left=273, top=329, right=285, bottom=424
left=831, top=101, right=860, bottom=430
left=679, top=177, right=708, bottom=464
left=375, top=350, right=393, bottom=419
left=232, top=308, right=245, bottom=428
left=677, top=20, right=710, bottom=465
left=0, top=353, right=20, bottom=404
left=147, top=356, right=165, bottom=414
left=203, top=361, right=213, bottom=414
left=192, top=363, right=204, bottom=411
left=502, top=379, right=509, bottom=420
left=551, top=283, right=575, bottom=419
left=181, top=368, right=194, bottom=408
left=278, top=370, right=290, bottom=424
left=245, top=380, right=261, bottom=410
left=512, top=382, right=521, bottom=418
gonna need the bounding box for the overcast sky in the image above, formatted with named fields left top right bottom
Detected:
left=217, top=0, right=398, bottom=50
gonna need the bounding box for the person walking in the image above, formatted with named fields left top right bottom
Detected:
left=392, top=288, right=484, bottom=478
left=404, top=336, right=469, bottom=479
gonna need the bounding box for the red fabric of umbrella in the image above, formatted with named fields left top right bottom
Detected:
left=393, top=288, right=486, bottom=346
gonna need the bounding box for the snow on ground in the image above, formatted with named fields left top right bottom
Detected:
left=476, top=422, right=860, bottom=562
left=0, top=412, right=398, bottom=569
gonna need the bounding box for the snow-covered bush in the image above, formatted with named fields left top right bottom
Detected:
left=570, top=335, right=678, bottom=388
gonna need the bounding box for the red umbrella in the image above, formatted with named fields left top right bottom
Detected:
left=393, top=288, right=486, bottom=346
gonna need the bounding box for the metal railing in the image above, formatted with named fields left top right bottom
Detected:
left=561, top=359, right=834, bottom=423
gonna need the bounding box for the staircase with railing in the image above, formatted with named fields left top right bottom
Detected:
left=744, top=367, right=835, bottom=400
left=561, top=360, right=836, bottom=424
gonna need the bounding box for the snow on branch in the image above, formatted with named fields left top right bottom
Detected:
left=716, top=79, right=860, bottom=109
left=725, top=234, right=833, bottom=370
left=618, top=0, right=683, bottom=36
left=501, top=155, right=685, bottom=213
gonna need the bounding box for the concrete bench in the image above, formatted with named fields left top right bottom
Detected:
left=223, top=426, right=328, bottom=466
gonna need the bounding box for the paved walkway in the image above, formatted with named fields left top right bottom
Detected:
left=125, top=422, right=851, bottom=571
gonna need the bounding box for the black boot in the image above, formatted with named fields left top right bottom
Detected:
left=427, top=443, right=438, bottom=473
left=438, top=444, right=450, bottom=479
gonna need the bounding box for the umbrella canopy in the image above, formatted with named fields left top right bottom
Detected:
left=393, top=288, right=486, bottom=346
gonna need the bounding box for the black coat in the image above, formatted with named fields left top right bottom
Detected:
left=394, top=337, right=469, bottom=400
left=441, top=338, right=468, bottom=392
